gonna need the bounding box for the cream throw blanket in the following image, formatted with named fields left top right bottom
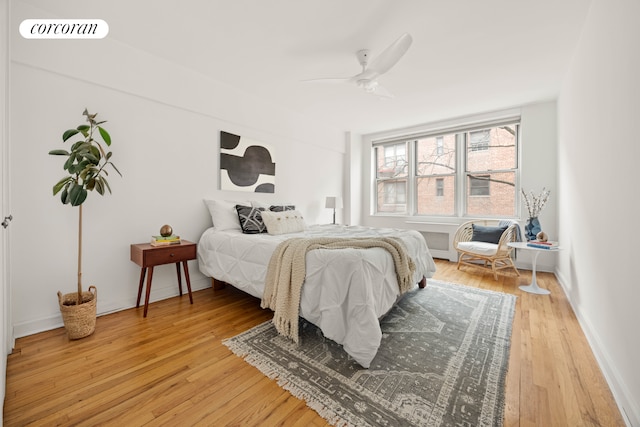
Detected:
left=261, top=237, right=416, bottom=343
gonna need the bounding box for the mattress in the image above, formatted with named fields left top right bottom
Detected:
left=197, top=224, right=437, bottom=367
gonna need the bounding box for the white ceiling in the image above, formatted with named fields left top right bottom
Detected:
left=22, top=0, right=592, bottom=134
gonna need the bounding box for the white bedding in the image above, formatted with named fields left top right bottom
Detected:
left=197, top=224, right=437, bottom=367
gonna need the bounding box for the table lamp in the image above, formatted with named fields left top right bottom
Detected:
left=325, top=196, right=342, bottom=224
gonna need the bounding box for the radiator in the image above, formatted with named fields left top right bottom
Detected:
left=419, top=230, right=457, bottom=261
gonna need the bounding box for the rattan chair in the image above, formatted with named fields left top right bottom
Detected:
left=453, top=220, right=520, bottom=280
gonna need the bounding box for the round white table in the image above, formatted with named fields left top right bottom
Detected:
left=508, top=242, right=560, bottom=295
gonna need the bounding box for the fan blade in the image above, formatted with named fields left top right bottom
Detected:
left=352, top=68, right=380, bottom=82
left=368, top=33, right=413, bottom=75
left=370, top=84, right=394, bottom=99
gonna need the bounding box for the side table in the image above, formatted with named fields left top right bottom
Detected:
left=130, top=240, right=196, bottom=317
left=508, top=242, right=560, bottom=295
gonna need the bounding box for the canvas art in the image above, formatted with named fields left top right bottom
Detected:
left=219, top=131, right=276, bottom=193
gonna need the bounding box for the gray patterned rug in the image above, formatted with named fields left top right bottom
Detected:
left=223, top=279, right=516, bottom=427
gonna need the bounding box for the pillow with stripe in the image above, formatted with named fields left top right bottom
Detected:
left=269, top=205, right=295, bottom=212
left=235, top=205, right=267, bottom=234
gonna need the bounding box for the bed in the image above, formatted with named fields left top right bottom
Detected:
left=197, top=201, right=437, bottom=367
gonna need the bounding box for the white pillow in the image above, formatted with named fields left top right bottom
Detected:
left=203, top=199, right=248, bottom=231
left=261, top=210, right=306, bottom=235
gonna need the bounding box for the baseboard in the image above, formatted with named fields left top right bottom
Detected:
left=12, top=276, right=211, bottom=340
left=555, top=269, right=638, bottom=427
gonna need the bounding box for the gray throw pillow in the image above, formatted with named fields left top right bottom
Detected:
left=269, top=205, right=295, bottom=212
left=471, top=224, right=508, bottom=244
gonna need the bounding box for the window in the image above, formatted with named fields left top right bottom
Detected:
left=469, top=175, right=490, bottom=196
left=415, top=133, right=457, bottom=215
left=469, top=130, right=490, bottom=151
left=375, top=142, right=408, bottom=213
left=436, top=178, right=444, bottom=197
left=465, top=126, right=518, bottom=216
left=373, top=119, right=519, bottom=218
left=384, top=181, right=406, bottom=204
left=436, top=136, right=444, bottom=155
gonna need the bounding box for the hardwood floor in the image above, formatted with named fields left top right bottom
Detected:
left=4, top=259, right=626, bottom=426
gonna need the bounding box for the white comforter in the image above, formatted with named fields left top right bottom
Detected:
left=197, top=224, right=437, bottom=367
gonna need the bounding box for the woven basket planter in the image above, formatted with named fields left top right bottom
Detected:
left=57, top=285, right=97, bottom=340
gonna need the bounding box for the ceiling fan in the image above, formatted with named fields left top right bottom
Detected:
left=305, top=33, right=413, bottom=99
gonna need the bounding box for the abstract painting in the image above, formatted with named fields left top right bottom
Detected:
left=219, top=131, right=276, bottom=193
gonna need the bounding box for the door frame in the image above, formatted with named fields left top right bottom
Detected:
left=1, top=0, right=13, bottom=421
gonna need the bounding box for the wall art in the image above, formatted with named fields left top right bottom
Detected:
left=219, top=131, right=276, bottom=193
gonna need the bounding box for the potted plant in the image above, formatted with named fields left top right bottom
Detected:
left=49, top=109, right=121, bottom=339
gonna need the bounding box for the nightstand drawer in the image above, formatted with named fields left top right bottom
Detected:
left=145, top=244, right=195, bottom=265
left=130, top=240, right=197, bottom=268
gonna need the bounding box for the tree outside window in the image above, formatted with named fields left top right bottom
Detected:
left=415, top=133, right=457, bottom=215
left=465, top=126, right=517, bottom=216
left=375, top=142, right=408, bottom=213
left=373, top=121, right=519, bottom=217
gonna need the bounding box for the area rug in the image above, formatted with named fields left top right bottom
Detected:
left=223, top=279, right=516, bottom=427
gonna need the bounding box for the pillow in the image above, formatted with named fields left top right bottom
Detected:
left=471, top=224, right=508, bottom=244
left=235, top=205, right=267, bottom=234
left=269, top=204, right=295, bottom=212
left=203, top=199, right=247, bottom=231
left=261, top=210, right=306, bottom=235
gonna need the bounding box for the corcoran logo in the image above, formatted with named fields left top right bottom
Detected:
left=19, top=19, right=109, bottom=39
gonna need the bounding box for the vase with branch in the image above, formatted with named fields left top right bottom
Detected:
left=521, top=187, right=550, bottom=241
left=49, top=109, right=122, bottom=338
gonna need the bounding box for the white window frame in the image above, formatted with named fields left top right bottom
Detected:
left=371, top=115, right=521, bottom=219
left=373, top=141, right=409, bottom=214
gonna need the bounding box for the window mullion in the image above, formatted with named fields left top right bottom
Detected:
left=456, top=132, right=466, bottom=216
left=408, top=140, right=416, bottom=215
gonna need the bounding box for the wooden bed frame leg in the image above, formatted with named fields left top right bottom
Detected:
left=212, top=278, right=227, bottom=291
left=418, top=276, right=427, bottom=289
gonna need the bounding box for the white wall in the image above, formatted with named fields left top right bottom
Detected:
left=358, top=101, right=559, bottom=271
left=557, top=0, right=639, bottom=425
left=344, top=132, right=362, bottom=226
left=9, top=2, right=345, bottom=337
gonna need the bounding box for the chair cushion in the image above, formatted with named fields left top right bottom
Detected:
left=471, top=224, right=508, bottom=244
left=457, top=241, right=498, bottom=256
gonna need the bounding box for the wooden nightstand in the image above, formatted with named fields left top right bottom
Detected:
left=130, top=240, right=197, bottom=317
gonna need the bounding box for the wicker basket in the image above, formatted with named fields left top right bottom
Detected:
left=57, top=285, right=97, bottom=340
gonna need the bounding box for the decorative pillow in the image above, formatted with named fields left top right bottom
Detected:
left=250, top=200, right=270, bottom=209
left=203, top=199, right=247, bottom=231
left=235, top=205, right=267, bottom=234
left=261, top=210, right=306, bottom=235
left=471, top=224, right=508, bottom=244
left=269, top=204, right=295, bottom=212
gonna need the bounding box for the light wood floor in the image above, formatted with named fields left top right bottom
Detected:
left=4, top=259, right=626, bottom=426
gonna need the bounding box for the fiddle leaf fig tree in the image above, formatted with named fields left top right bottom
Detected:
left=49, top=109, right=122, bottom=305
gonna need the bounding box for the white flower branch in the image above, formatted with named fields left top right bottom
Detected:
left=522, top=187, right=550, bottom=218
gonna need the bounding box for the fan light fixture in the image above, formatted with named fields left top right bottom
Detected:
left=304, top=33, right=413, bottom=99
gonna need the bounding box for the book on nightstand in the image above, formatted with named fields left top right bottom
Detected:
left=150, top=235, right=181, bottom=246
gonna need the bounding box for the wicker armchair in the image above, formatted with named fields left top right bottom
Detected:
left=453, top=220, right=520, bottom=280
